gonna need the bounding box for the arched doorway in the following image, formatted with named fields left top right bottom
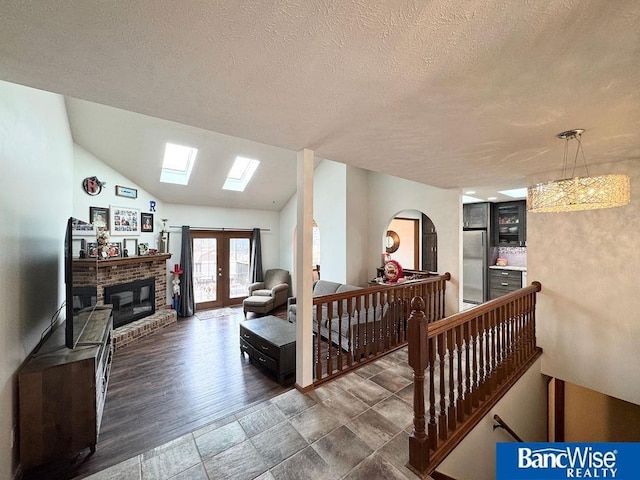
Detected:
left=383, top=210, right=437, bottom=273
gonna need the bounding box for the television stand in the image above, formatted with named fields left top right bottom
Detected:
left=19, top=307, right=113, bottom=470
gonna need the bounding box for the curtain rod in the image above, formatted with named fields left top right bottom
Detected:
left=168, top=226, right=270, bottom=232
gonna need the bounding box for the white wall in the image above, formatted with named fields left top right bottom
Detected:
left=438, top=359, right=548, bottom=480
left=367, top=173, right=461, bottom=316
left=313, top=160, right=348, bottom=283
left=279, top=191, right=297, bottom=281
left=73, top=144, right=167, bottom=250
left=530, top=159, right=640, bottom=405
left=0, top=82, right=74, bottom=479
left=345, top=166, right=369, bottom=286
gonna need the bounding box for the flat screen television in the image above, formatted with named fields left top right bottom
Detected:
left=64, top=217, right=98, bottom=348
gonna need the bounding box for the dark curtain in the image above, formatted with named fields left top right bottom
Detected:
left=250, top=228, right=264, bottom=283
left=178, top=225, right=195, bottom=317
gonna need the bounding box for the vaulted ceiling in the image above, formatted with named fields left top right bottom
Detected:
left=1, top=1, right=639, bottom=208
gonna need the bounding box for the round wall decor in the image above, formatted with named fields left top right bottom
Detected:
left=385, top=230, right=400, bottom=253
left=82, top=176, right=105, bottom=196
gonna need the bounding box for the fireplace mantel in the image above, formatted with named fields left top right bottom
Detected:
left=74, top=253, right=172, bottom=269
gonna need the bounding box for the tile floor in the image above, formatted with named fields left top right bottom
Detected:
left=81, top=347, right=426, bottom=480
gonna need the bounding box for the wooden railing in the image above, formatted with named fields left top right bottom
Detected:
left=312, top=273, right=451, bottom=383
left=408, top=282, right=542, bottom=476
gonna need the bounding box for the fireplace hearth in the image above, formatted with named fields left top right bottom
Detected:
left=104, top=278, right=155, bottom=328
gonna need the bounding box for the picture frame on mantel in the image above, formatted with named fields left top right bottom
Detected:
left=123, top=238, right=138, bottom=257
left=110, top=206, right=140, bottom=236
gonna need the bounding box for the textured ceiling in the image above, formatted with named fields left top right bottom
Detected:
left=1, top=0, right=639, bottom=207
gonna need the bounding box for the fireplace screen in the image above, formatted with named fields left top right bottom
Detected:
left=104, top=278, right=155, bottom=328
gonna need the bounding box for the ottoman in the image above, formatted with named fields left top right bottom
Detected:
left=243, top=295, right=275, bottom=316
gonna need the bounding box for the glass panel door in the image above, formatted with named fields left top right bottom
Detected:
left=228, top=237, right=251, bottom=299
left=192, top=231, right=253, bottom=310
left=193, top=236, right=219, bottom=309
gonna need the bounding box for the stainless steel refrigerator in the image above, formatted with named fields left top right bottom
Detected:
left=463, top=230, right=487, bottom=304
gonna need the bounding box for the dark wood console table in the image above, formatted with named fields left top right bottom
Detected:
left=240, top=316, right=296, bottom=385
left=19, top=307, right=113, bottom=469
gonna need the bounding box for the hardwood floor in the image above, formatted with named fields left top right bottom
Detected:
left=24, top=306, right=292, bottom=480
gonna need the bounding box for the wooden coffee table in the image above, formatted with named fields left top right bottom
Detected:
left=240, top=316, right=296, bottom=385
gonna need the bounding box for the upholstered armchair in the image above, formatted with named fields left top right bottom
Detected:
left=248, top=268, right=291, bottom=310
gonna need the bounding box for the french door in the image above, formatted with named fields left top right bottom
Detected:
left=191, top=230, right=252, bottom=310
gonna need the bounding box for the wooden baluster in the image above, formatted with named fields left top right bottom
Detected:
left=528, top=291, right=535, bottom=356
left=315, top=303, right=323, bottom=380
left=477, top=313, right=486, bottom=401
left=376, top=293, right=387, bottom=350
left=489, top=310, right=498, bottom=393
left=336, top=296, right=344, bottom=372
left=463, top=323, right=472, bottom=415
left=455, top=324, right=465, bottom=423
left=326, top=300, right=334, bottom=376
left=345, top=296, right=353, bottom=368
left=438, top=333, right=448, bottom=440
left=507, top=300, right=515, bottom=374
left=408, top=297, right=431, bottom=474
left=471, top=316, right=479, bottom=408
left=447, top=328, right=456, bottom=432
left=397, top=291, right=404, bottom=344
left=353, top=295, right=361, bottom=361
left=482, top=312, right=490, bottom=398
left=428, top=335, right=437, bottom=449
left=517, top=296, right=525, bottom=366
left=497, top=306, right=507, bottom=384
left=524, top=294, right=530, bottom=356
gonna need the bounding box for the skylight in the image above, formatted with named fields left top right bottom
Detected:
left=223, top=156, right=260, bottom=191
left=160, top=143, right=198, bottom=185
left=498, top=188, right=528, bottom=198
left=462, top=195, right=484, bottom=204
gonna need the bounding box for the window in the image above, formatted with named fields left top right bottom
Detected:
left=160, top=143, right=197, bottom=185
left=222, top=156, right=260, bottom=191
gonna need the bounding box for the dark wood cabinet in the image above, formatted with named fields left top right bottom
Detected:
left=489, top=269, right=523, bottom=299
left=492, top=200, right=526, bottom=246
left=463, top=202, right=489, bottom=229
left=240, top=316, right=296, bottom=385
left=19, top=308, right=113, bottom=469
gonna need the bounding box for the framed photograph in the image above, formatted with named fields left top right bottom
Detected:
left=108, top=242, right=122, bottom=258
left=115, top=185, right=138, bottom=199
left=124, top=238, right=138, bottom=257
left=72, top=238, right=85, bottom=258
left=138, top=243, right=149, bottom=256
left=71, top=218, right=94, bottom=232
left=141, top=213, right=154, bottom=232
left=86, top=242, right=99, bottom=258
left=89, top=206, right=109, bottom=230
left=110, top=206, right=140, bottom=236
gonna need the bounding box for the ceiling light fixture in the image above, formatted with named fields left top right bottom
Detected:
left=527, top=129, right=630, bottom=213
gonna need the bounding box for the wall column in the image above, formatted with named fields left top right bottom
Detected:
left=295, top=148, right=314, bottom=389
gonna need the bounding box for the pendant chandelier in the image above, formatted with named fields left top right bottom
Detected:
left=527, top=129, right=630, bottom=213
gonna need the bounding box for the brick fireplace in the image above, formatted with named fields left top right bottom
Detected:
left=73, top=253, right=177, bottom=349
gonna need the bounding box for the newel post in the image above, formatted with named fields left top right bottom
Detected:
left=407, top=296, right=430, bottom=474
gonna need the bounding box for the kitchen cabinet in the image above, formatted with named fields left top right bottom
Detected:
left=463, top=202, right=489, bottom=229
left=492, top=200, right=526, bottom=246
left=489, top=268, right=523, bottom=299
